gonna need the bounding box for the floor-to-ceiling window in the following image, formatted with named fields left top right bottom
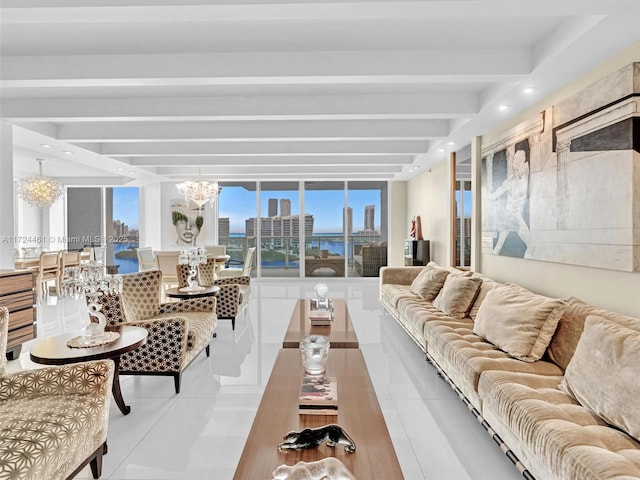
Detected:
left=347, top=181, right=387, bottom=277
left=217, top=181, right=257, bottom=270
left=304, top=181, right=346, bottom=278
left=455, top=181, right=472, bottom=268
left=259, top=181, right=300, bottom=277
left=67, top=186, right=140, bottom=274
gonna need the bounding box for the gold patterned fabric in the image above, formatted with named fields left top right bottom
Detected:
left=176, top=265, right=250, bottom=329
left=0, top=307, right=114, bottom=480
left=111, top=271, right=217, bottom=392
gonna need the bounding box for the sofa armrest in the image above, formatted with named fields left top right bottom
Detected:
left=160, top=296, right=216, bottom=314
left=0, top=360, right=114, bottom=401
left=379, top=266, right=424, bottom=286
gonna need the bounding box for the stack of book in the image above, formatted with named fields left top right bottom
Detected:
left=309, top=299, right=334, bottom=326
left=298, top=375, right=338, bottom=416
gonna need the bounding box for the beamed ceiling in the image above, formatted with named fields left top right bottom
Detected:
left=2, top=0, right=639, bottom=186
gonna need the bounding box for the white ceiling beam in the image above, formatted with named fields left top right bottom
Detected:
left=99, top=140, right=429, bottom=156
left=2, top=94, right=478, bottom=122
left=1, top=0, right=629, bottom=24
left=58, top=119, right=449, bottom=142
left=164, top=164, right=403, bottom=176
left=135, top=156, right=413, bottom=167
left=0, top=50, right=530, bottom=84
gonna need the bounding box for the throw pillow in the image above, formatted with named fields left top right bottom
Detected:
left=409, top=264, right=449, bottom=301
left=560, top=315, right=640, bottom=442
left=473, top=284, right=566, bottom=362
left=433, top=275, right=483, bottom=319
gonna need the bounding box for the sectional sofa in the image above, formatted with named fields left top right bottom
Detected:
left=379, top=262, right=640, bottom=480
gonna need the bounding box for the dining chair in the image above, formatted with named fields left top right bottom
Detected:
left=219, top=247, right=256, bottom=278
left=155, top=251, right=181, bottom=295
left=136, top=246, right=157, bottom=271
left=58, top=250, right=82, bottom=291
left=36, top=251, right=61, bottom=301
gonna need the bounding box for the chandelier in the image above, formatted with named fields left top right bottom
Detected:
left=176, top=168, right=219, bottom=209
left=17, top=158, right=64, bottom=208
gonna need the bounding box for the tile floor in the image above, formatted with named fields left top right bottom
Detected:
left=9, top=278, right=522, bottom=480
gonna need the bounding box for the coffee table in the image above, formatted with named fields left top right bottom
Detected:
left=282, top=299, right=358, bottom=349
left=165, top=285, right=220, bottom=300
left=30, top=325, right=147, bottom=415
left=233, top=348, right=403, bottom=479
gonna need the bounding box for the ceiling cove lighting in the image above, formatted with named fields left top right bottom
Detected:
left=17, top=158, right=64, bottom=208
left=176, top=168, right=219, bottom=209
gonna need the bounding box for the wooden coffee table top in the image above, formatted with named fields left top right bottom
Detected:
left=233, top=348, right=403, bottom=479
left=282, top=299, right=359, bottom=349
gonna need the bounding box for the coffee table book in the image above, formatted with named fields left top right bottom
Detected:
left=309, top=299, right=334, bottom=326
left=299, top=375, right=338, bottom=416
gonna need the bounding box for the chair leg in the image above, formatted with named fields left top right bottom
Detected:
left=174, top=373, right=182, bottom=394
left=89, top=443, right=104, bottom=479
left=231, top=317, right=236, bottom=330
left=205, top=344, right=210, bottom=357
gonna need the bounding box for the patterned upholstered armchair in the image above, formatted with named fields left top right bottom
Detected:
left=92, top=270, right=217, bottom=393
left=177, top=260, right=250, bottom=330
left=0, top=306, right=114, bottom=479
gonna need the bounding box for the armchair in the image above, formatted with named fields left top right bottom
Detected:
left=353, top=244, right=388, bottom=277
left=0, top=306, right=114, bottom=479
left=92, top=270, right=217, bottom=393
left=177, top=263, right=250, bottom=330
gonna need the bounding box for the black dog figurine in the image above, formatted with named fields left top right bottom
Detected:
left=277, top=424, right=356, bottom=453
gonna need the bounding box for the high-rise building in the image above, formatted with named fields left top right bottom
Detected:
left=218, top=217, right=230, bottom=239
left=364, top=205, right=375, bottom=232
left=268, top=198, right=278, bottom=217
left=245, top=214, right=314, bottom=237
left=280, top=199, right=291, bottom=217
left=344, top=207, right=353, bottom=236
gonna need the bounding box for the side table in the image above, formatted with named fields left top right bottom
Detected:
left=30, top=325, right=147, bottom=415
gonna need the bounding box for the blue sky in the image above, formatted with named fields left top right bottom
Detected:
left=112, top=187, right=139, bottom=229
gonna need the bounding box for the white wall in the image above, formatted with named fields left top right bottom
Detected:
left=407, top=161, right=451, bottom=266
left=387, top=181, right=407, bottom=266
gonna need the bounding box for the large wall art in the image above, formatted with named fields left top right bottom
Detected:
left=481, top=62, right=639, bottom=272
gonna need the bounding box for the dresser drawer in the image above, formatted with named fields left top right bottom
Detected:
left=0, top=291, right=35, bottom=312
left=0, top=272, right=34, bottom=296
left=8, top=308, right=36, bottom=331
left=7, top=324, right=36, bottom=349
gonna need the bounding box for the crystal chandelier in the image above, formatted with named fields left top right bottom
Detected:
left=17, top=158, right=64, bottom=208
left=176, top=168, right=219, bottom=209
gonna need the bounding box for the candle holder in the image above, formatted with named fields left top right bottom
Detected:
left=178, top=247, right=208, bottom=292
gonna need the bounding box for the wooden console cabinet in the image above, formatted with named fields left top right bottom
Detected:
left=0, top=270, right=37, bottom=360
left=404, top=239, right=430, bottom=266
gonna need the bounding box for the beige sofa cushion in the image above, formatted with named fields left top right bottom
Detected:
left=468, top=273, right=502, bottom=321
left=433, top=275, right=482, bottom=319
left=409, top=263, right=449, bottom=301
left=473, top=284, right=566, bottom=362
left=560, top=315, right=640, bottom=442
left=547, top=297, right=640, bottom=370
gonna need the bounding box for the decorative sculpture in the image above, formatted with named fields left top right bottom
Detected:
left=277, top=424, right=356, bottom=453
left=272, top=457, right=357, bottom=480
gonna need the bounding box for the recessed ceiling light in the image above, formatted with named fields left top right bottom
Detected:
left=62, top=150, right=73, bottom=155
left=40, top=144, right=52, bottom=148
left=127, top=171, right=135, bottom=174
left=438, top=148, right=446, bottom=152
left=447, top=141, right=455, bottom=146
left=523, top=87, right=537, bottom=94
left=498, top=104, right=510, bottom=111
left=116, top=167, right=124, bottom=171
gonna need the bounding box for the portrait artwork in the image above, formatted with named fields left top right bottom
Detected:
left=170, top=198, right=205, bottom=247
